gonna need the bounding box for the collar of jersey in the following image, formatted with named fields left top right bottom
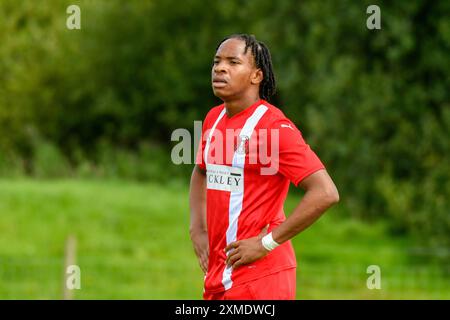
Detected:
left=223, top=99, right=265, bottom=120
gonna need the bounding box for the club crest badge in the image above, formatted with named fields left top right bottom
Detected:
left=236, top=135, right=250, bottom=155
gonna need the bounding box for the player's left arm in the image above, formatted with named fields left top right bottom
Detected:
left=271, top=169, right=339, bottom=243
left=225, top=169, right=339, bottom=269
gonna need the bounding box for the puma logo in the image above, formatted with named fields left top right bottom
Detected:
left=280, top=123, right=294, bottom=130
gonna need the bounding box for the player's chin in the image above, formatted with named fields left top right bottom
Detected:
left=212, top=87, right=231, bottom=99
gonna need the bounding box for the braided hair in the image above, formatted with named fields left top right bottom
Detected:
left=216, top=34, right=276, bottom=101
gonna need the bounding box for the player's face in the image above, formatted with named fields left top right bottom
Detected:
left=211, top=38, right=260, bottom=100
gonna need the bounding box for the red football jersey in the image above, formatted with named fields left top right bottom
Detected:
left=196, top=99, right=325, bottom=294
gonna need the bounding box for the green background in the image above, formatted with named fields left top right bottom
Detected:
left=0, top=0, right=448, bottom=299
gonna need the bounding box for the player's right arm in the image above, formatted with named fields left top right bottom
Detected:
left=189, top=164, right=209, bottom=274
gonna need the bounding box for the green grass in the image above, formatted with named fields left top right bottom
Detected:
left=0, top=179, right=448, bottom=299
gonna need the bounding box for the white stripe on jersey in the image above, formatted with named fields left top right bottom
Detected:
left=221, top=104, right=268, bottom=290
left=204, top=108, right=226, bottom=166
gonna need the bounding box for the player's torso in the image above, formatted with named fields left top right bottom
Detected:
left=203, top=102, right=296, bottom=293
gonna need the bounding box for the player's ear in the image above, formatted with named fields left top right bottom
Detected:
left=251, top=69, right=263, bottom=85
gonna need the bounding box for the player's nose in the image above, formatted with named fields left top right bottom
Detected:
left=213, top=61, right=227, bottom=74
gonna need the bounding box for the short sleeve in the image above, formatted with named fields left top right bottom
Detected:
left=195, top=115, right=208, bottom=171
left=271, top=119, right=325, bottom=186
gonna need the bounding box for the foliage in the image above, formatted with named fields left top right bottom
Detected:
left=0, top=1, right=448, bottom=254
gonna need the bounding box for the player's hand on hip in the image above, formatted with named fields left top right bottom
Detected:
left=190, top=230, right=209, bottom=274
left=224, top=224, right=270, bottom=269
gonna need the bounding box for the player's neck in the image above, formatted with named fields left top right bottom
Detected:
left=224, top=95, right=261, bottom=118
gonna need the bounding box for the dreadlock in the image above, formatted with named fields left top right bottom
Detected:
left=216, top=34, right=276, bottom=101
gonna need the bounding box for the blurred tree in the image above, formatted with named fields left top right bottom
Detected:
left=0, top=0, right=448, bottom=257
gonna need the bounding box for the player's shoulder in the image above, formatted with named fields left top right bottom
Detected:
left=260, top=100, right=297, bottom=129
left=203, top=103, right=225, bottom=125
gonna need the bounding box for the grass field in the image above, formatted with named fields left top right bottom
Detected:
left=0, top=179, right=448, bottom=299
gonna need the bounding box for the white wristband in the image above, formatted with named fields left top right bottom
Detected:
left=261, top=232, right=280, bottom=251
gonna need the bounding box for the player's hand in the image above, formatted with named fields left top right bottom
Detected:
left=224, top=225, right=270, bottom=269
left=190, top=230, right=209, bottom=274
